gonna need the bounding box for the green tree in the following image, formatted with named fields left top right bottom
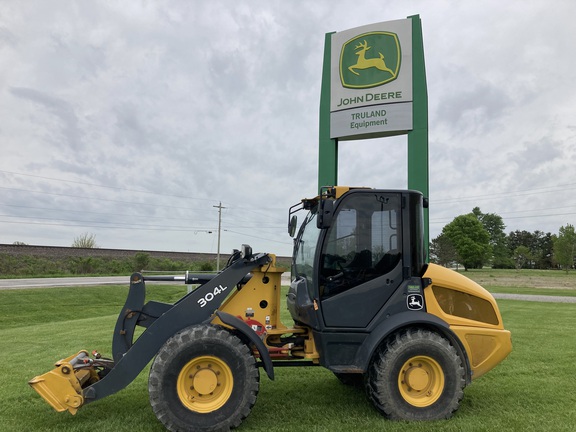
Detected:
left=442, top=214, right=492, bottom=271
left=532, top=231, right=555, bottom=269
left=472, top=207, right=506, bottom=242
left=508, top=230, right=555, bottom=269
left=513, top=246, right=532, bottom=270
left=71, top=233, right=98, bottom=248
left=553, top=224, right=576, bottom=273
left=430, top=233, right=458, bottom=267
left=507, top=230, right=533, bottom=253
left=472, top=207, right=510, bottom=268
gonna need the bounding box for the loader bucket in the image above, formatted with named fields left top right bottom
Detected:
left=28, top=351, right=92, bottom=415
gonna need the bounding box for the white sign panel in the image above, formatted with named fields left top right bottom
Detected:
left=330, top=19, right=413, bottom=140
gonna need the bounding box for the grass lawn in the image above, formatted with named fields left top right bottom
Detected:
left=455, top=268, right=576, bottom=297
left=1, top=272, right=576, bottom=431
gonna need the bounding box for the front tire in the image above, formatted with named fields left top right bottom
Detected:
left=149, top=324, right=259, bottom=432
left=367, top=328, right=465, bottom=421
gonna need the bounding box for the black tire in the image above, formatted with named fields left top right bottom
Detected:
left=148, top=324, right=259, bottom=432
left=366, top=328, right=465, bottom=421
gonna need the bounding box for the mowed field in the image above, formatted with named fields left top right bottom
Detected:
left=1, top=269, right=575, bottom=431
left=460, top=268, right=576, bottom=296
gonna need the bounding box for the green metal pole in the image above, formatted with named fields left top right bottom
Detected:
left=318, top=32, right=338, bottom=192
left=407, top=15, right=429, bottom=257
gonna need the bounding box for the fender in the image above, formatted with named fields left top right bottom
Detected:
left=215, top=311, right=275, bottom=380
left=354, top=311, right=472, bottom=383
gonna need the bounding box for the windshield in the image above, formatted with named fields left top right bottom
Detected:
left=292, top=209, right=320, bottom=288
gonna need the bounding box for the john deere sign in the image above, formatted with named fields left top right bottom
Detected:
left=318, top=15, right=428, bottom=253
left=330, top=19, right=413, bottom=139
left=340, top=32, right=401, bottom=89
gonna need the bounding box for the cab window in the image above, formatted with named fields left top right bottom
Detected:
left=320, top=193, right=401, bottom=297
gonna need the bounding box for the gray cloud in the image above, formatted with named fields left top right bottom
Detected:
left=1, top=1, right=575, bottom=255
left=9, top=87, right=83, bottom=150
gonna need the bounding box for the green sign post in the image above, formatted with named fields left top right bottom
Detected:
left=318, top=15, right=429, bottom=252
left=407, top=15, right=428, bottom=244
left=319, top=32, right=337, bottom=188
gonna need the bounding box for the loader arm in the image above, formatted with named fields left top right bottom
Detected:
left=85, top=252, right=271, bottom=404
left=30, top=251, right=271, bottom=412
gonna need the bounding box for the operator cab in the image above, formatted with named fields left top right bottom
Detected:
left=288, top=187, right=426, bottom=329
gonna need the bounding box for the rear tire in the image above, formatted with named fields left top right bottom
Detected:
left=149, top=324, right=259, bottom=432
left=366, top=328, right=465, bottom=421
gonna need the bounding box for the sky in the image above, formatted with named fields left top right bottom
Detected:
left=1, top=0, right=575, bottom=257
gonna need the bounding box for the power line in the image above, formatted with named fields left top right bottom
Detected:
left=0, top=186, right=215, bottom=212
left=0, top=170, right=295, bottom=250
left=0, top=171, right=290, bottom=229
left=224, top=229, right=292, bottom=245
left=0, top=219, right=216, bottom=232
left=0, top=213, right=216, bottom=231
left=0, top=182, right=287, bottom=226
left=0, top=203, right=217, bottom=223
left=433, top=182, right=576, bottom=204
left=0, top=169, right=218, bottom=203
left=496, top=205, right=576, bottom=216
left=0, top=192, right=285, bottom=231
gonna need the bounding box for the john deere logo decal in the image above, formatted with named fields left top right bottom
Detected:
left=407, top=294, right=424, bottom=311
left=340, top=32, right=401, bottom=89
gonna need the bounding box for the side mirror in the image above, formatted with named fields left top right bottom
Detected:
left=240, top=244, right=253, bottom=260
left=288, top=215, right=298, bottom=237
left=316, top=199, right=334, bottom=229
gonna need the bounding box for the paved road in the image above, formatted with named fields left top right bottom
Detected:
left=0, top=278, right=574, bottom=302
left=0, top=276, right=130, bottom=289
left=0, top=274, right=293, bottom=290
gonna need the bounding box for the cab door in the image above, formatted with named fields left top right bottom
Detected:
left=319, top=191, right=403, bottom=328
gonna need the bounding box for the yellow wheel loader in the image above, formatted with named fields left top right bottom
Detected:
left=29, top=186, right=512, bottom=431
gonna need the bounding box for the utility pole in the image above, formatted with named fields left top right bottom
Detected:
left=213, top=202, right=226, bottom=271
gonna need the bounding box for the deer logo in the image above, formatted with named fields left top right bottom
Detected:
left=348, top=40, right=394, bottom=77
left=340, top=31, right=401, bottom=89
left=407, top=294, right=424, bottom=310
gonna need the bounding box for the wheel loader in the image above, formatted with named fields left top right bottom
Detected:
left=29, top=186, right=512, bottom=431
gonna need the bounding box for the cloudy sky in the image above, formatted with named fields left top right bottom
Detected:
left=1, top=0, right=575, bottom=257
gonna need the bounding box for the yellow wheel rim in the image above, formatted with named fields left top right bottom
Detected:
left=177, top=355, right=233, bottom=413
left=398, top=356, right=445, bottom=407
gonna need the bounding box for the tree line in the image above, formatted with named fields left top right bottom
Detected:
left=430, top=207, right=576, bottom=272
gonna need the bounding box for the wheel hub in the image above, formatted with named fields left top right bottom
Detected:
left=398, top=355, right=445, bottom=407
left=193, top=368, right=218, bottom=395
left=404, top=364, right=429, bottom=391
left=176, top=356, right=233, bottom=413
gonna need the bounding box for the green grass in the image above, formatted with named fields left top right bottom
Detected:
left=456, top=268, right=576, bottom=297
left=0, top=285, right=188, bottom=330
left=1, top=280, right=576, bottom=431
left=486, top=286, right=576, bottom=297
